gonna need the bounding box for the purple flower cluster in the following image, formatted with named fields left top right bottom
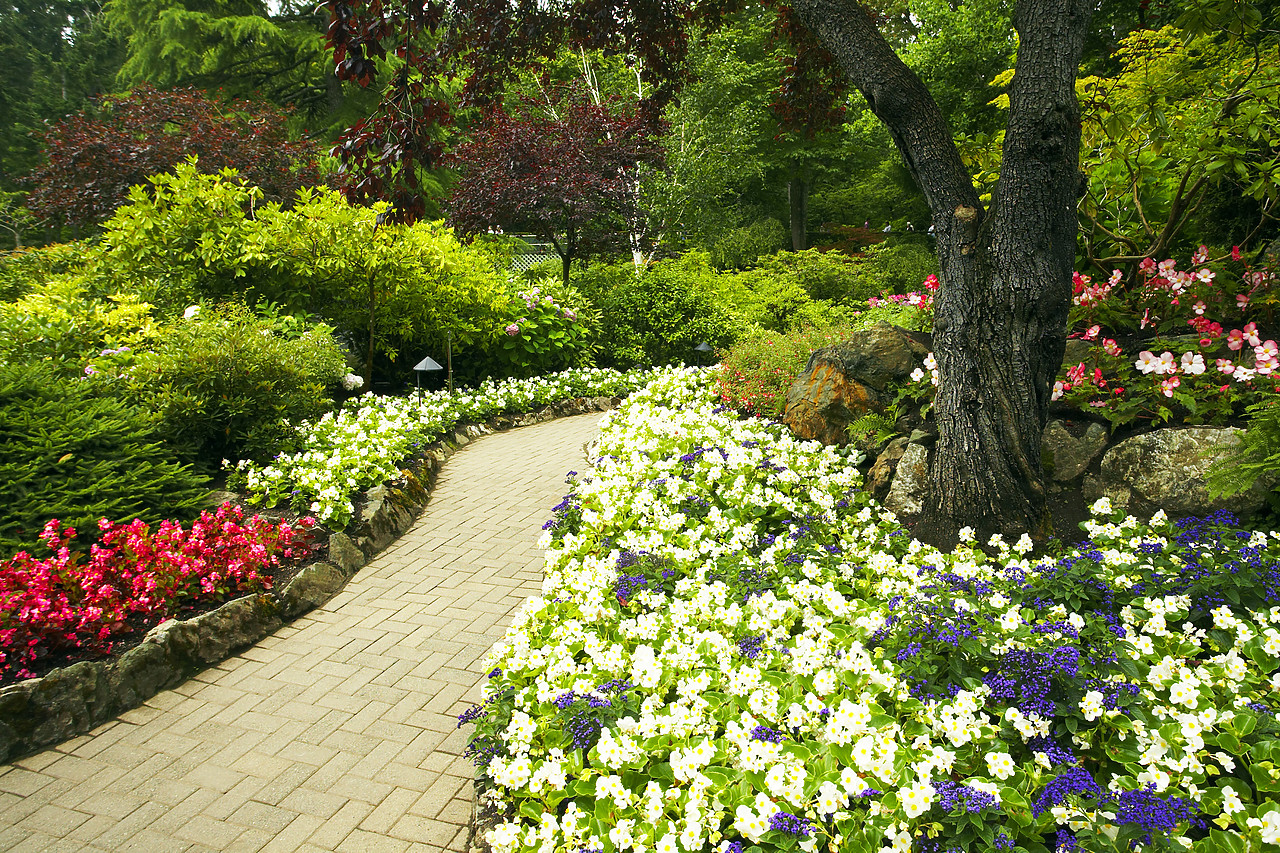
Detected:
left=933, top=779, right=1000, bottom=814
left=749, top=725, right=788, bottom=743
left=767, top=811, right=812, bottom=838
left=1032, top=767, right=1103, bottom=817
left=985, top=645, right=1079, bottom=719
left=1028, top=736, right=1077, bottom=767
left=737, top=634, right=765, bottom=660
left=1113, top=785, right=1203, bottom=844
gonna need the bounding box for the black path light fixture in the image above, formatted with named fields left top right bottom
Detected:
left=693, top=341, right=713, bottom=367
left=412, top=332, right=455, bottom=401
left=412, top=355, right=443, bottom=401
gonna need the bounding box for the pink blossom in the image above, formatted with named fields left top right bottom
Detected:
left=1216, top=358, right=1235, bottom=374
left=1135, top=351, right=1161, bottom=374
left=1192, top=245, right=1208, bottom=265
left=1083, top=324, right=1101, bottom=340
left=1051, top=381, right=1065, bottom=401
left=1157, top=259, right=1178, bottom=277
left=1102, top=339, right=1122, bottom=357
left=1138, top=257, right=1158, bottom=274
left=505, top=324, right=520, bottom=336
left=1160, top=376, right=1181, bottom=397
left=1228, top=329, right=1246, bottom=351
left=1192, top=301, right=1206, bottom=316
left=1232, top=245, right=1242, bottom=261
left=1238, top=294, right=1250, bottom=310
left=1244, top=322, right=1262, bottom=347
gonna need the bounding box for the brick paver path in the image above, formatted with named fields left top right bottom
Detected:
left=0, top=412, right=606, bottom=853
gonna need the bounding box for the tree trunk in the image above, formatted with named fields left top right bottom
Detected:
left=792, top=0, right=1092, bottom=544
left=789, top=171, right=808, bottom=251
left=365, top=273, right=376, bottom=387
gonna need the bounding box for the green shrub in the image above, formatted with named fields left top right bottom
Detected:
left=849, top=241, right=940, bottom=301
left=121, top=303, right=349, bottom=467
left=0, top=274, right=157, bottom=372
left=715, top=320, right=858, bottom=417
left=710, top=218, right=788, bottom=270
left=589, top=255, right=737, bottom=368
left=0, top=364, right=209, bottom=557
left=0, top=241, right=95, bottom=302
left=1208, top=397, right=1280, bottom=510
left=480, top=276, right=599, bottom=377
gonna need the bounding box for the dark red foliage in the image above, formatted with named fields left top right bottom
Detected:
left=445, top=89, right=663, bottom=269
left=27, top=84, right=321, bottom=228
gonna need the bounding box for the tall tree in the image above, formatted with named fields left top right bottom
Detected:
left=446, top=89, right=663, bottom=284
left=321, top=0, right=1096, bottom=542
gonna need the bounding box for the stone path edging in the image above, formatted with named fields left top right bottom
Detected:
left=0, top=396, right=620, bottom=766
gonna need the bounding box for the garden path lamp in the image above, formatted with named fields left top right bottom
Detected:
left=412, top=355, right=443, bottom=402
left=694, top=342, right=713, bottom=367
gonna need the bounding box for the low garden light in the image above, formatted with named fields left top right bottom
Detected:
left=694, top=341, right=713, bottom=367
left=412, top=355, right=443, bottom=401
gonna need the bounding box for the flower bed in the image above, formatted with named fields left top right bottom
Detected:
left=229, top=367, right=655, bottom=527
left=462, top=369, right=1280, bottom=853
left=0, top=504, right=313, bottom=684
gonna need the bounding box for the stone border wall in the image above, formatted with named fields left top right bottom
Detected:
left=0, top=396, right=621, bottom=765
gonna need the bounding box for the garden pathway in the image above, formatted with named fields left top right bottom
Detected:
left=0, top=411, right=607, bottom=853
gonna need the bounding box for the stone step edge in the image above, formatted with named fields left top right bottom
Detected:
left=0, top=395, right=622, bottom=766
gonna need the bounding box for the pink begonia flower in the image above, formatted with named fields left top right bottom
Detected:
left=1139, top=257, right=1158, bottom=274
left=1108, top=269, right=1124, bottom=287
left=1067, top=362, right=1087, bottom=383
left=1228, top=329, right=1246, bottom=351
left=505, top=324, right=520, bottom=336
left=1135, top=351, right=1161, bottom=374
left=1193, top=245, right=1208, bottom=265
left=1156, top=351, right=1178, bottom=375
left=1244, top=322, right=1262, bottom=347
left=1103, top=339, right=1122, bottom=356
left=1232, top=245, right=1242, bottom=261
left=1192, top=301, right=1207, bottom=315
left=1158, top=259, right=1178, bottom=277
left=1140, top=308, right=1153, bottom=329
left=1195, top=267, right=1214, bottom=284
left=1257, top=356, right=1279, bottom=375
left=1160, top=376, right=1181, bottom=397
left=1051, top=381, right=1065, bottom=401
left=1257, top=340, right=1280, bottom=360
left=1217, top=358, right=1236, bottom=374
left=1238, top=294, right=1250, bottom=310
left=1180, top=352, right=1206, bottom=375
left=1083, top=324, right=1101, bottom=340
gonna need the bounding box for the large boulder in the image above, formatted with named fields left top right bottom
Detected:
left=784, top=323, right=926, bottom=446
left=1084, top=427, right=1272, bottom=519
left=1041, top=419, right=1109, bottom=482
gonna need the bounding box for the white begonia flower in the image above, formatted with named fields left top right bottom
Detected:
left=986, top=751, right=1016, bottom=780
left=899, top=778, right=935, bottom=818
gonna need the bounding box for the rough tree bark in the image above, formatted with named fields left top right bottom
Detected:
left=789, top=168, right=809, bottom=251
left=792, top=0, right=1092, bottom=544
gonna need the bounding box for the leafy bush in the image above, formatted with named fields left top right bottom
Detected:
left=0, top=364, right=209, bottom=557
left=848, top=240, right=940, bottom=300
left=0, top=274, right=156, bottom=371
left=0, top=241, right=94, bottom=302
left=710, top=217, right=789, bottom=270
left=483, top=277, right=599, bottom=377
left=118, top=303, right=349, bottom=467
left=716, top=321, right=858, bottom=417
left=587, top=255, right=738, bottom=367
left=1, top=506, right=313, bottom=683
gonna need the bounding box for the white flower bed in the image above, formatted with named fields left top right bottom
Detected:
left=229, top=367, right=655, bottom=526
left=465, top=368, right=1280, bottom=853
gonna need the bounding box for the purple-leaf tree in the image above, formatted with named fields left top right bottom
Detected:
left=446, top=88, right=663, bottom=284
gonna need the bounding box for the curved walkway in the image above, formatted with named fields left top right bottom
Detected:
left=0, top=411, right=607, bottom=853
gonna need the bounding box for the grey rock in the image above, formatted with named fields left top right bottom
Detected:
left=1062, top=338, right=1092, bottom=368
left=202, top=490, right=241, bottom=509
left=866, top=437, right=910, bottom=499
left=280, top=562, right=346, bottom=617
left=108, top=639, right=178, bottom=709
left=327, top=532, right=366, bottom=575
left=1093, top=427, right=1272, bottom=518
left=1042, top=420, right=1109, bottom=482
left=166, top=595, right=282, bottom=665
left=884, top=443, right=930, bottom=516
left=29, top=661, right=110, bottom=747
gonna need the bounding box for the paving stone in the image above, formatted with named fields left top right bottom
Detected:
left=0, top=412, right=605, bottom=852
